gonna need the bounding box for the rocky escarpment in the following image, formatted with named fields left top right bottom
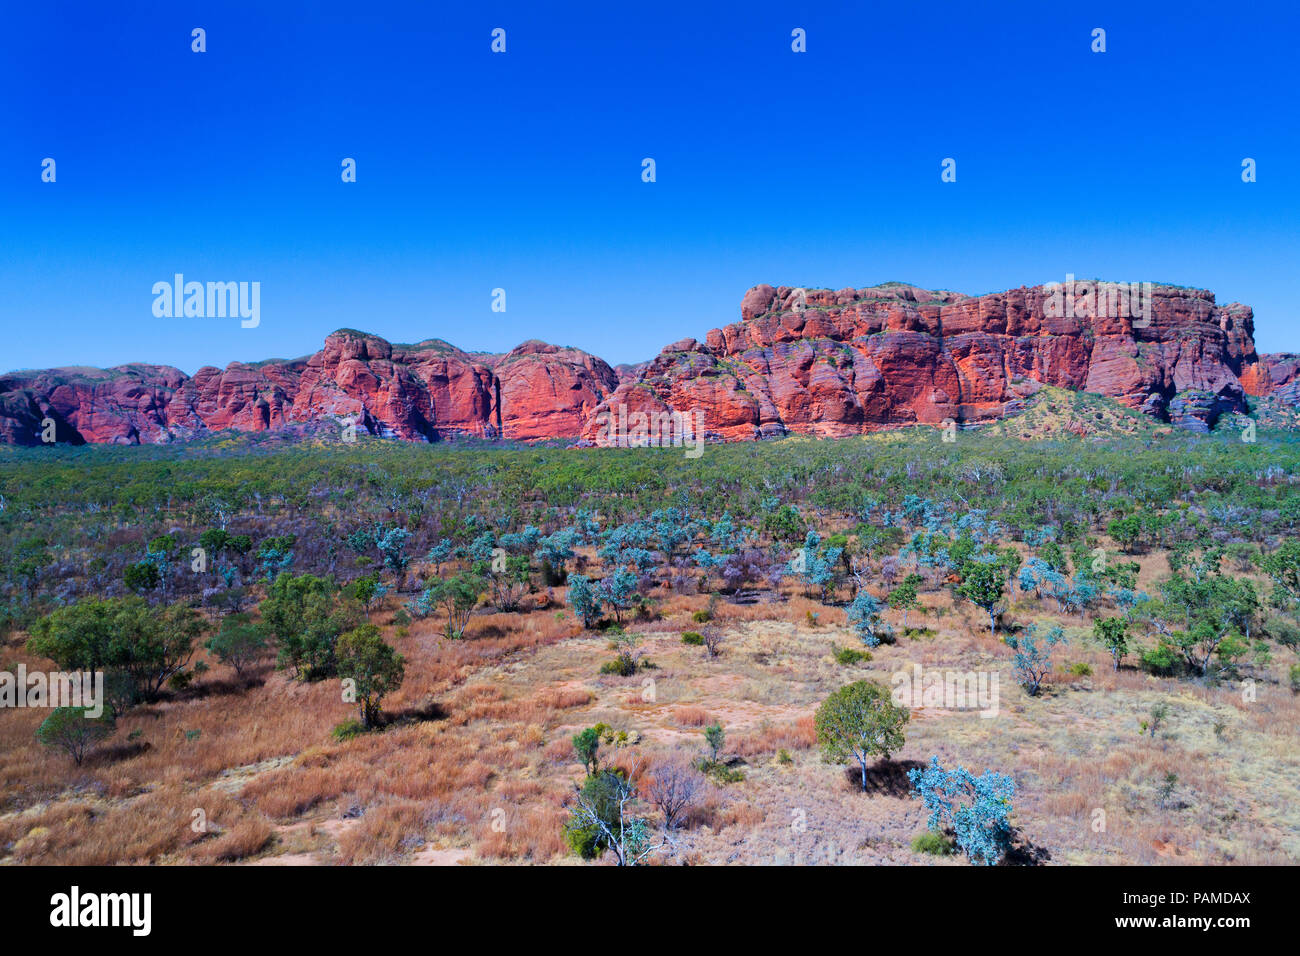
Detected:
left=2, top=280, right=1292, bottom=446
left=0, top=332, right=617, bottom=445
left=582, top=281, right=1275, bottom=441
left=1247, top=352, right=1300, bottom=406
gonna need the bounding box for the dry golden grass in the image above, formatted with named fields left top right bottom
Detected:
left=2, top=559, right=1297, bottom=866
left=672, top=706, right=713, bottom=727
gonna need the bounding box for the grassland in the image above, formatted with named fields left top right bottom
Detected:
left=2, top=407, right=1298, bottom=865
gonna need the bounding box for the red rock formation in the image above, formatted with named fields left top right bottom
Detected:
left=166, top=360, right=305, bottom=435
left=0, top=332, right=616, bottom=445
left=0, top=365, right=189, bottom=445
left=1241, top=351, right=1299, bottom=397
left=1, top=282, right=1290, bottom=446
left=488, top=340, right=619, bottom=440
left=581, top=281, right=1270, bottom=442
left=1248, top=352, right=1300, bottom=406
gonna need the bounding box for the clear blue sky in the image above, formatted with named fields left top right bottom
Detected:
left=2, top=0, right=1297, bottom=374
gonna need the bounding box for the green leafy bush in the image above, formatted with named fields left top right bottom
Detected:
left=911, top=830, right=956, bottom=856
left=331, top=718, right=367, bottom=742
left=600, top=656, right=637, bottom=676
left=1140, top=642, right=1179, bottom=676
left=36, top=706, right=116, bottom=764
left=832, top=644, right=872, bottom=665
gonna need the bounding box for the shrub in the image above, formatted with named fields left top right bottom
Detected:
left=600, top=631, right=643, bottom=676
left=35, top=706, right=115, bottom=764
left=1140, top=642, right=1179, bottom=676
left=703, top=722, right=725, bottom=762
left=1066, top=661, right=1093, bottom=677
left=331, top=718, right=367, bottom=742
left=1141, top=701, right=1171, bottom=737
left=1290, top=663, right=1300, bottom=693
left=681, top=631, right=704, bottom=645
left=600, top=656, right=636, bottom=676
left=123, top=561, right=160, bottom=594
left=692, top=609, right=711, bottom=624
left=565, top=768, right=664, bottom=865
left=698, top=759, right=745, bottom=784
left=1004, top=623, right=1065, bottom=696
left=833, top=644, right=872, bottom=666
left=644, top=756, right=703, bottom=830
left=1156, top=771, right=1179, bottom=810
left=911, top=830, right=955, bottom=856
left=571, top=727, right=601, bottom=774
left=846, top=591, right=886, bottom=647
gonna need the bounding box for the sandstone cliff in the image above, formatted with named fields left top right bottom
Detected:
left=582, top=281, right=1275, bottom=441
left=0, top=331, right=617, bottom=445
left=1, top=280, right=1290, bottom=445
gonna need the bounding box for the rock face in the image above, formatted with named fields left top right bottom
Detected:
left=0, top=365, right=191, bottom=445
left=1243, top=352, right=1300, bottom=405
left=0, top=331, right=617, bottom=445
left=1, top=281, right=1292, bottom=445
left=486, top=341, right=619, bottom=440
left=582, top=281, right=1278, bottom=442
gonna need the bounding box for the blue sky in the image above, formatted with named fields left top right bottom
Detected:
left=2, top=0, right=1297, bottom=374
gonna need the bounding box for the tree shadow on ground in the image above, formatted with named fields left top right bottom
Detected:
left=1003, top=833, right=1052, bottom=866
left=180, top=671, right=268, bottom=702
left=86, top=740, right=152, bottom=767
left=841, top=758, right=927, bottom=798
left=378, top=699, right=447, bottom=728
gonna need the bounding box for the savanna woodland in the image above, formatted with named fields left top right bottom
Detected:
left=3, top=396, right=1299, bottom=865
